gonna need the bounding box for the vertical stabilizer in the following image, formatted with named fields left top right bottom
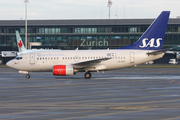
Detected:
left=16, top=30, right=27, bottom=52
left=119, top=11, right=170, bottom=50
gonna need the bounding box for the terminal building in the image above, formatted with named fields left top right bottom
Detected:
left=0, top=18, right=180, bottom=64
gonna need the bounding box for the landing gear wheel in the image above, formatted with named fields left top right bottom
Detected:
left=84, top=72, right=91, bottom=79
left=26, top=74, right=30, bottom=79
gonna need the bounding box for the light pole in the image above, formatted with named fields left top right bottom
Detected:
left=107, top=0, right=113, bottom=19
left=24, top=0, right=29, bottom=49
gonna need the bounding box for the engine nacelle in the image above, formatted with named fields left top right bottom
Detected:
left=53, top=65, right=74, bottom=76
left=176, top=54, right=180, bottom=59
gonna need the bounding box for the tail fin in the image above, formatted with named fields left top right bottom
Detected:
left=16, top=30, right=27, bottom=52
left=120, top=11, right=170, bottom=50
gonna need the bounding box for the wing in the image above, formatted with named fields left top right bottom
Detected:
left=70, top=58, right=111, bottom=72
left=71, top=58, right=111, bottom=72
left=71, top=58, right=111, bottom=68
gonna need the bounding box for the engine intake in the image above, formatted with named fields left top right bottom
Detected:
left=53, top=65, right=74, bottom=76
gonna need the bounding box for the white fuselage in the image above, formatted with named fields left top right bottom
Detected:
left=7, top=49, right=164, bottom=72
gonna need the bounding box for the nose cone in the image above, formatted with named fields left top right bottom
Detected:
left=6, top=61, right=13, bottom=68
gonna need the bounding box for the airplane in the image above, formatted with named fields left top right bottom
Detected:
left=15, top=30, right=60, bottom=55
left=166, top=50, right=180, bottom=59
left=6, top=11, right=170, bottom=79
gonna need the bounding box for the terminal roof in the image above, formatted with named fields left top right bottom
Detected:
left=0, top=19, right=179, bottom=26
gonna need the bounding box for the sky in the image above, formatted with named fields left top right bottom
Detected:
left=0, top=0, right=180, bottom=20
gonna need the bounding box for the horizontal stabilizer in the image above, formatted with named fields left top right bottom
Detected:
left=147, top=48, right=172, bottom=55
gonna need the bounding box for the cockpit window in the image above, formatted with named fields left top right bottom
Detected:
left=15, top=57, right=23, bottom=60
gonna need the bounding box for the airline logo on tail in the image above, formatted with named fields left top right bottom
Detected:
left=18, top=40, right=23, bottom=48
left=139, top=38, right=162, bottom=48
left=119, top=11, right=170, bottom=50
left=16, top=30, right=27, bottom=53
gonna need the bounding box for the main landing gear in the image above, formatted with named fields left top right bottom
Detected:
left=84, top=72, right=91, bottom=79
left=26, top=74, right=30, bottom=79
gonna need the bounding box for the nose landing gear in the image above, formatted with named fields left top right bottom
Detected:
left=26, top=74, right=30, bottom=79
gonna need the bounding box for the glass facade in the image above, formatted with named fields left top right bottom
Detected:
left=1, top=20, right=180, bottom=51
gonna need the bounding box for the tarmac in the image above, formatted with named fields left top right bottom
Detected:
left=0, top=68, right=180, bottom=120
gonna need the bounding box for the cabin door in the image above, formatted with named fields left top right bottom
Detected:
left=30, top=54, right=35, bottom=64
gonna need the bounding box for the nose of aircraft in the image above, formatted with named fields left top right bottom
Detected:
left=6, top=60, right=13, bottom=68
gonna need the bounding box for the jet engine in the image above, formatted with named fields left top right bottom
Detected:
left=176, top=54, right=180, bottom=59
left=53, top=65, right=75, bottom=76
